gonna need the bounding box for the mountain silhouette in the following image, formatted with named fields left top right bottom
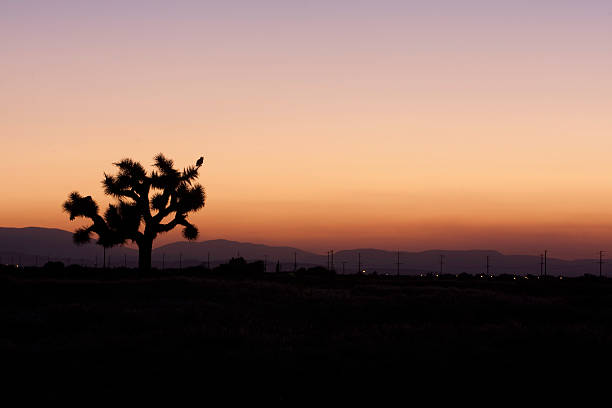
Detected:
left=0, top=227, right=137, bottom=267
left=0, top=227, right=605, bottom=276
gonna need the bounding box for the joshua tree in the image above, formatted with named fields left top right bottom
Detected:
left=63, top=154, right=205, bottom=270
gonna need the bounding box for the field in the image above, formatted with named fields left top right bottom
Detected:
left=2, top=265, right=611, bottom=401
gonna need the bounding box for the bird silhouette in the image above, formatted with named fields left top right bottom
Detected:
left=196, top=156, right=204, bottom=167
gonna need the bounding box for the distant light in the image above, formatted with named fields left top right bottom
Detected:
left=513, top=276, right=516, bottom=280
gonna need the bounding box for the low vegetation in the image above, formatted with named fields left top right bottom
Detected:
left=2, top=261, right=611, bottom=401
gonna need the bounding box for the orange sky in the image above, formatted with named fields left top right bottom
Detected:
left=1, top=2, right=611, bottom=259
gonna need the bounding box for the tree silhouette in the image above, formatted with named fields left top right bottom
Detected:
left=63, top=154, right=205, bottom=270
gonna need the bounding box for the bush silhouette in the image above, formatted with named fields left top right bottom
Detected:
left=296, top=266, right=334, bottom=277
left=214, top=257, right=265, bottom=274
left=43, top=261, right=64, bottom=269
left=63, top=154, right=205, bottom=270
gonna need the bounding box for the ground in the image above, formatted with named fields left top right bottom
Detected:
left=1, top=267, right=611, bottom=401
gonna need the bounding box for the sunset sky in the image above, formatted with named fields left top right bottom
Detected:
left=1, top=1, right=611, bottom=258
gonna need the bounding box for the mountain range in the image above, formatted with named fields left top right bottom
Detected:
left=0, top=227, right=606, bottom=276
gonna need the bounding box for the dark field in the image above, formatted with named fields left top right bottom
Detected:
left=2, top=266, right=611, bottom=401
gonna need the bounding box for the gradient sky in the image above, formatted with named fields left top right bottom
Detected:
left=1, top=1, right=611, bottom=258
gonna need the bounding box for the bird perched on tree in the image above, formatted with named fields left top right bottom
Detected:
left=196, top=156, right=204, bottom=167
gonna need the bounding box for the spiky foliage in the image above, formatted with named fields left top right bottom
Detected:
left=63, top=154, right=206, bottom=269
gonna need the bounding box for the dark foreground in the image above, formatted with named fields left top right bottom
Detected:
left=2, top=266, right=612, bottom=401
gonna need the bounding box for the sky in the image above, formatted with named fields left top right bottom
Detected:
left=1, top=1, right=611, bottom=258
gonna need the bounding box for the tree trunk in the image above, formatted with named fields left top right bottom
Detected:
left=138, top=237, right=153, bottom=271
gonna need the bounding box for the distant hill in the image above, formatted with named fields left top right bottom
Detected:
left=0, top=227, right=137, bottom=267
left=0, top=227, right=606, bottom=276
left=153, top=239, right=324, bottom=270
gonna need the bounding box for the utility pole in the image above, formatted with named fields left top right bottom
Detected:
left=341, top=261, right=346, bottom=275
left=439, top=254, right=445, bottom=276
left=540, top=253, right=544, bottom=277
left=396, top=250, right=401, bottom=276
left=598, top=251, right=606, bottom=278
left=330, top=250, right=334, bottom=272
left=486, top=255, right=490, bottom=276
left=544, top=250, right=548, bottom=277
left=327, top=251, right=330, bottom=270
left=358, top=252, right=361, bottom=274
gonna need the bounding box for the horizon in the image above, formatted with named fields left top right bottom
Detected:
left=2, top=1, right=612, bottom=259
left=0, top=225, right=605, bottom=262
